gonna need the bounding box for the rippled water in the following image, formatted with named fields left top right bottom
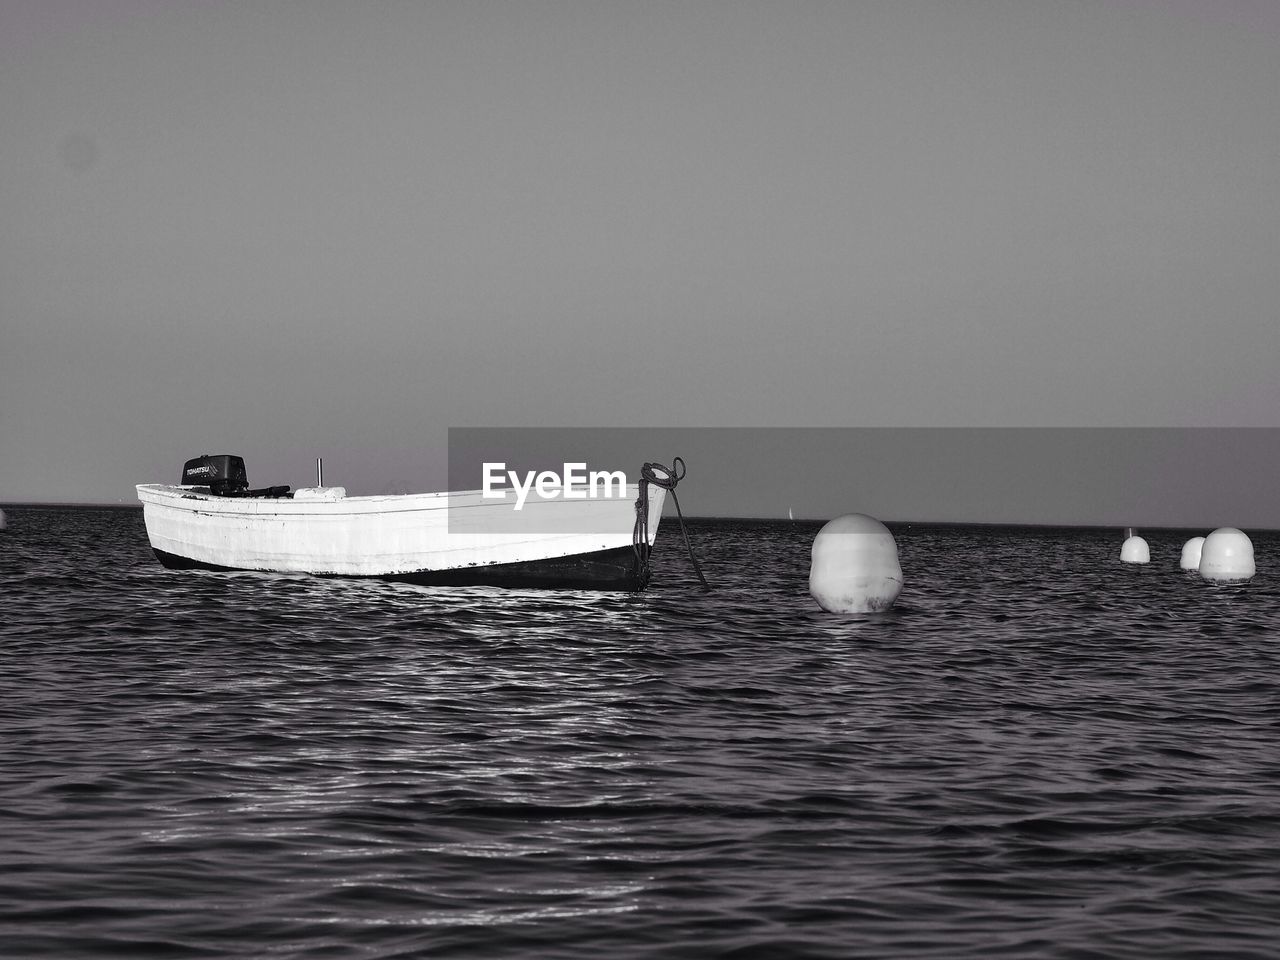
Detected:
left=3, top=506, right=1280, bottom=958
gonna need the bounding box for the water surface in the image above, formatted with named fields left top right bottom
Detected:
left=2, top=508, right=1279, bottom=957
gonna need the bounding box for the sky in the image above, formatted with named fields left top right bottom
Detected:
left=2, top=1, right=1278, bottom=523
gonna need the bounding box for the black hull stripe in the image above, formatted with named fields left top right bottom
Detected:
left=151, top=546, right=648, bottom=592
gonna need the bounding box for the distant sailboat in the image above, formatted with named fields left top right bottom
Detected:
left=788, top=506, right=794, bottom=522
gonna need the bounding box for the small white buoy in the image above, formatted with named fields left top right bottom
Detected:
left=1120, top=535, right=1149, bottom=564
left=1180, top=536, right=1204, bottom=571
left=809, top=513, right=903, bottom=613
left=1198, top=527, right=1255, bottom=582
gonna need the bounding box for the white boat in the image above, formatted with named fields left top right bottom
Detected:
left=137, top=455, right=672, bottom=590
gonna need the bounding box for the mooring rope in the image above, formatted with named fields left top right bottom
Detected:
left=633, top=457, right=710, bottom=589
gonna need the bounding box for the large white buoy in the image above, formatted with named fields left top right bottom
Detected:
left=1198, top=527, right=1255, bottom=582
left=1180, top=537, right=1204, bottom=571
left=1120, top=535, right=1149, bottom=564
left=809, top=513, right=903, bottom=613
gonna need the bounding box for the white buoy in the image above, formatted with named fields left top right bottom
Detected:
left=809, top=513, right=903, bottom=613
left=1198, top=527, right=1255, bottom=582
left=1120, top=535, right=1149, bottom=564
left=1180, top=537, right=1204, bottom=571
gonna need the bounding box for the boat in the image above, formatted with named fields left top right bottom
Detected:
left=136, top=454, right=679, bottom=590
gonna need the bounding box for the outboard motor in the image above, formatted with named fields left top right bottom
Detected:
left=181, top=454, right=290, bottom=498
left=182, top=454, right=249, bottom=495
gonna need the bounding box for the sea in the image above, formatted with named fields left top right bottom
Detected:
left=2, top=506, right=1279, bottom=959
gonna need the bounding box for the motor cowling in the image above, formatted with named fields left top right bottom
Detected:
left=181, top=454, right=248, bottom=495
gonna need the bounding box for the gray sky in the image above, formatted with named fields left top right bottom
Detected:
left=2, top=1, right=1278, bottom=520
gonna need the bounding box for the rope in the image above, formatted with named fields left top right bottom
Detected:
left=633, top=457, right=710, bottom=589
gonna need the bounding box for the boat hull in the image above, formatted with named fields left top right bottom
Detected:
left=137, top=482, right=666, bottom=591
left=150, top=544, right=649, bottom=590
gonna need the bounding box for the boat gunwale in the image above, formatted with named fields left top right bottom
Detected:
left=135, top=482, right=655, bottom=517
